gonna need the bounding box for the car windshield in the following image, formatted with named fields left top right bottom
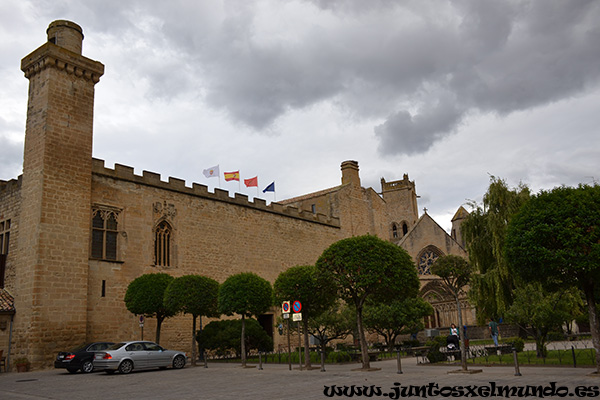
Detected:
left=106, top=342, right=127, bottom=351
left=69, top=343, right=91, bottom=352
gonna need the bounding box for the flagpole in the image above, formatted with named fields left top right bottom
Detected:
left=238, top=171, right=241, bottom=193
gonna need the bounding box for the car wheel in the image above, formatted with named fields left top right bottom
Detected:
left=81, top=360, right=94, bottom=373
left=67, top=367, right=78, bottom=374
left=118, top=360, right=134, bottom=374
left=172, top=355, right=185, bottom=369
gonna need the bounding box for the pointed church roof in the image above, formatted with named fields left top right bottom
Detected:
left=451, top=206, right=469, bottom=222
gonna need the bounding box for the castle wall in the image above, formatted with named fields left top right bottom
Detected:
left=86, top=161, right=343, bottom=352
left=0, top=178, right=21, bottom=294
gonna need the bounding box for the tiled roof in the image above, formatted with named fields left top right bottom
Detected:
left=0, top=288, right=15, bottom=313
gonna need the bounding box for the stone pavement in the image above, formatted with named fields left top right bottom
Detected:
left=0, top=356, right=599, bottom=399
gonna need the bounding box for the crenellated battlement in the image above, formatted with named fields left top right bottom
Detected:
left=381, top=173, right=415, bottom=192
left=0, top=176, right=22, bottom=195
left=92, top=158, right=340, bottom=227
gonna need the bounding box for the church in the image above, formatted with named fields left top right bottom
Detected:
left=0, top=20, right=474, bottom=370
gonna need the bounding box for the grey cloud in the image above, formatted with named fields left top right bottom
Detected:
left=374, top=96, right=464, bottom=155
left=28, top=1, right=600, bottom=154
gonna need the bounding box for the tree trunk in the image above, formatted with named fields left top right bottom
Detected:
left=303, top=319, right=311, bottom=368
left=356, top=307, right=370, bottom=370
left=191, top=315, right=197, bottom=366
left=241, top=314, right=247, bottom=367
left=455, top=296, right=468, bottom=371
left=583, top=283, right=600, bottom=374
left=156, top=316, right=163, bottom=344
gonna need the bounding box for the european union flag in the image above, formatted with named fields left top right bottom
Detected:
left=262, top=182, right=275, bottom=193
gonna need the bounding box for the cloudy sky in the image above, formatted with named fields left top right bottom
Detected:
left=1, top=0, right=599, bottom=230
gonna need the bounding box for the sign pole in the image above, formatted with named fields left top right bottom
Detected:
left=139, top=316, right=145, bottom=340
left=298, top=320, right=302, bottom=371
left=287, top=318, right=291, bottom=371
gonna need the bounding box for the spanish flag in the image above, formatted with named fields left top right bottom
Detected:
left=224, top=171, right=240, bottom=181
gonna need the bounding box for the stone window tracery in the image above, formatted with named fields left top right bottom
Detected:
left=154, top=220, right=172, bottom=267
left=417, top=246, right=443, bottom=275
left=91, top=207, right=120, bottom=261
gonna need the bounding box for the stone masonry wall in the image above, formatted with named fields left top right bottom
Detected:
left=86, top=161, right=344, bottom=354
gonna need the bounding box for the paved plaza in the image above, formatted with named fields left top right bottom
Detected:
left=0, top=355, right=599, bottom=399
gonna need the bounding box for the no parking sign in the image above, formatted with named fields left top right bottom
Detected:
left=282, top=301, right=290, bottom=314
left=292, top=300, right=302, bottom=313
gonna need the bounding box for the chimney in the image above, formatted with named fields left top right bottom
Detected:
left=47, top=20, right=84, bottom=54
left=341, top=160, right=360, bottom=187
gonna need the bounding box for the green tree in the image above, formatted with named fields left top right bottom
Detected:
left=164, top=275, right=219, bottom=366
left=431, top=254, right=473, bottom=371
left=461, top=176, right=530, bottom=321
left=273, top=265, right=337, bottom=368
left=218, top=272, right=273, bottom=367
left=363, top=297, right=433, bottom=352
left=124, top=273, right=175, bottom=344
left=505, top=184, right=600, bottom=372
left=307, top=302, right=355, bottom=355
left=316, top=235, right=419, bottom=369
left=506, top=283, right=583, bottom=358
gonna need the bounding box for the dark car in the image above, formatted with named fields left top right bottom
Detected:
left=55, top=342, right=114, bottom=373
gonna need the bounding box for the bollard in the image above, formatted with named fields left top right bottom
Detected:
left=572, top=345, right=577, bottom=368
left=397, top=350, right=403, bottom=374
left=321, top=349, right=326, bottom=372
left=512, top=347, right=522, bottom=376
left=204, top=350, right=208, bottom=368
left=259, top=352, right=263, bottom=370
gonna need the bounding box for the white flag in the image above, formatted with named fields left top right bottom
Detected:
left=203, top=165, right=220, bottom=178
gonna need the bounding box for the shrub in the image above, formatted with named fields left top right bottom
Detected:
left=426, top=336, right=448, bottom=363
left=509, top=337, right=525, bottom=352
left=197, top=318, right=273, bottom=357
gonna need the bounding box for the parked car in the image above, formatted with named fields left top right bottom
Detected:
left=55, top=342, right=114, bottom=373
left=93, top=341, right=187, bottom=374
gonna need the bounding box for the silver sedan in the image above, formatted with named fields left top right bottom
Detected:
left=93, top=341, right=187, bottom=374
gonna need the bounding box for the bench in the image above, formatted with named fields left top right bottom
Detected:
left=350, top=351, right=380, bottom=362
left=485, top=345, right=513, bottom=355
left=409, top=346, right=430, bottom=364
left=441, top=348, right=461, bottom=361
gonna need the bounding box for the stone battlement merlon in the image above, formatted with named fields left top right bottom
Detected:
left=91, top=158, right=340, bottom=228
left=0, top=176, right=22, bottom=195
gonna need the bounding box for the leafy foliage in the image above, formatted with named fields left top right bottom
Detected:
left=506, top=282, right=582, bottom=357
left=461, top=176, right=530, bottom=321
left=307, top=302, right=355, bottom=352
left=124, top=273, right=176, bottom=343
left=363, top=297, right=433, bottom=351
left=197, top=319, right=273, bottom=357
left=164, top=275, right=219, bottom=365
left=274, top=264, right=337, bottom=367
left=316, top=235, right=419, bottom=369
left=430, top=254, right=473, bottom=370
left=218, top=272, right=273, bottom=366
left=505, top=184, right=600, bottom=371
left=218, top=272, right=273, bottom=318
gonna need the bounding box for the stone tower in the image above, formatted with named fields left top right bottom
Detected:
left=381, top=174, right=419, bottom=239
left=17, top=20, right=103, bottom=367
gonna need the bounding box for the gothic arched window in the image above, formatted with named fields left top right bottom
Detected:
left=417, top=246, right=444, bottom=275
left=154, top=220, right=172, bottom=267
left=392, top=224, right=398, bottom=238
